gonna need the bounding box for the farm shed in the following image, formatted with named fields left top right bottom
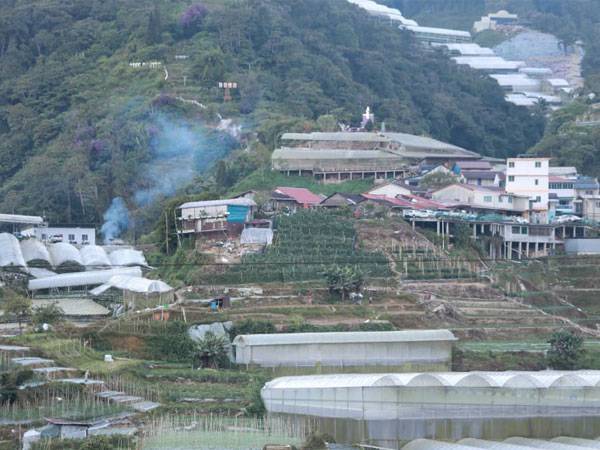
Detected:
left=90, top=275, right=174, bottom=310
left=0, top=233, right=27, bottom=268
left=20, top=239, right=52, bottom=269
left=262, top=370, right=600, bottom=448
left=233, top=330, right=456, bottom=370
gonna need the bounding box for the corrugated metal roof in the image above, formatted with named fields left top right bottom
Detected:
left=273, top=187, right=322, bottom=205
left=0, top=213, right=44, bottom=225
left=281, top=132, right=391, bottom=142
left=272, top=148, right=401, bottom=160
left=235, top=330, right=456, bottom=348
left=179, top=198, right=256, bottom=209
left=28, top=267, right=142, bottom=291
left=32, top=298, right=110, bottom=317
left=0, top=233, right=27, bottom=268
left=455, top=161, right=492, bottom=170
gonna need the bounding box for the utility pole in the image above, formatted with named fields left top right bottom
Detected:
left=165, top=212, right=170, bottom=255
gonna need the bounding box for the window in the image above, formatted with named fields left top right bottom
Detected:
left=535, top=196, right=541, bottom=202
left=596, top=201, right=600, bottom=208
left=521, top=227, right=528, bottom=235
left=509, top=162, right=515, bottom=168
left=499, top=197, right=503, bottom=203
left=82, top=234, right=88, bottom=242
left=483, top=196, right=492, bottom=202
left=508, top=196, right=513, bottom=203
left=41, top=234, right=47, bottom=240
left=535, top=179, right=539, bottom=186
left=68, top=234, right=75, bottom=241
left=508, top=176, right=515, bottom=182
left=535, top=161, right=541, bottom=168
left=512, top=226, right=520, bottom=234
left=587, top=191, right=594, bottom=195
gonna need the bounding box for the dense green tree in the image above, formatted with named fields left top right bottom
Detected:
left=547, top=330, right=584, bottom=370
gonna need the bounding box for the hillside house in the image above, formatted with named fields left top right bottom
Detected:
left=432, top=184, right=528, bottom=216
left=177, top=198, right=256, bottom=237
left=319, top=193, right=365, bottom=208
left=368, top=181, right=412, bottom=197
left=33, top=227, right=96, bottom=246
left=506, top=157, right=550, bottom=223
left=452, top=160, right=492, bottom=174
left=462, top=171, right=501, bottom=187
left=270, top=187, right=322, bottom=212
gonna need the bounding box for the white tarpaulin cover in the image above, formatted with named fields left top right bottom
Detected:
left=20, top=239, right=52, bottom=265
left=80, top=245, right=111, bottom=267
left=89, top=275, right=172, bottom=295
left=28, top=267, right=142, bottom=291
left=240, top=228, right=273, bottom=245
left=0, top=233, right=27, bottom=267
left=48, top=242, right=83, bottom=267
left=109, top=249, right=148, bottom=267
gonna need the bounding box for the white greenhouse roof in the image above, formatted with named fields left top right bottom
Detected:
left=434, top=43, right=495, bottom=56
left=346, top=0, right=417, bottom=25
left=20, top=239, right=52, bottom=265
left=108, top=249, right=148, bottom=267
left=505, top=94, right=537, bottom=107
left=89, top=275, right=173, bottom=295
left=263, top=371, right=600, bottom=390
left=28, top=267, right=142, bottom=291
left=80, top=245, right=111, bottom=267
left=0, top=213, right=44, bottom=225
left=179, top=198, right=257, bottom=209
left=403, top=25, right=471, bottom=38
left=490, top=74, right=539, bottom=88
left=403, top=438, right=587, bottom=449
left=48, top=242, right=83, bottom=267
left=403, top=440, right=475, bottom=450
left=0, top=233, right=27, bottom=268
left=453, top=57, right=525, bottom=71
left=234, top=330, right=457, bottom=347
left=520, top=67, right=553, bottom=76
left=547, top=78, right=570, bottom=87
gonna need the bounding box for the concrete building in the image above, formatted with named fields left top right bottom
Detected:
left=549, top=176, right=577, bottom=217
left=473, top=10, right=518, bottom=33
left=506, top=157, right=550, bottom=223
left=273, top=132, right=479, bottom=183
left=431, top=184, right=528, bottom=215
left=462, top=171, right=501, bottom=187
left=263, top=370, right=600, bottom=448
left=177, top=198, right=256, bottom=237
left=234, top=330, right=456, bottom=372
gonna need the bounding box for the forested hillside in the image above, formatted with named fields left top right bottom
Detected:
left=0, top=0, right=544, bottom=226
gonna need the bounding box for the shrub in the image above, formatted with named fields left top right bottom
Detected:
left=229, top=319, right=276, bottom=340
left=193, top=331, right=229, bottom=369
left=32, top=303, right=65, bottom=326
left=547, top=330, right=584, bottom=369
left=147, top=321, right=196, bottom=362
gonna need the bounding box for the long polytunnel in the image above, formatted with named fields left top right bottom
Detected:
left=28, top=267, right=142, bottom=291
left=0, top=233, right=26, bottom=268
left=80, top=245, right=111, bottom=267
left=458, top=438, right=539, bottom=449
left=20, top=239, right=52, bottom=267
left=551, top=437, right=600, bottom=448
left=504, top=437, right=590, bottom=449
left=403, top=440, right=475, bottom=450
left=109, top=249, right=148, bottom=267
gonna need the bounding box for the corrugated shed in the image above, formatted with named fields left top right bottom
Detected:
left=0, top=233, right=27, bottom=268
left=273, top=187, right=322, bottom=205
left=80, top=246, right=111, bottom=267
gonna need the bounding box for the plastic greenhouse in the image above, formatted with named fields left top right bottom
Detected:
left=0, top=233, right=27, bottom=268
left=262, top=371, right=600, bottom=448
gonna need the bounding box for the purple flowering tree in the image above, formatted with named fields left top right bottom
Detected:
left=179, top=3, right=208, bottom=30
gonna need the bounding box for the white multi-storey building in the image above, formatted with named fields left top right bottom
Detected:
left=505, top=158, right=550, bottom=223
